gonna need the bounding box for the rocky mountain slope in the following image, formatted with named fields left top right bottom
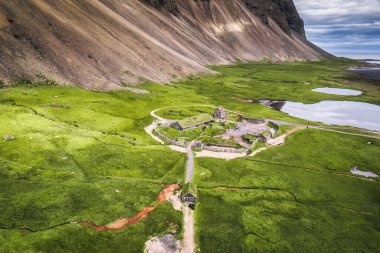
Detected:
left=0, top=0, right=328, bottom=90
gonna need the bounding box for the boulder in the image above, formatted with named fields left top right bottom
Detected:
left=3, top=135, right=16, bottom=141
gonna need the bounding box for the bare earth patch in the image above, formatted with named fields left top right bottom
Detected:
left=168, top=190, right=182, bottom=211
left=267, top=126, right=306, bottom=146
left=195, top=150, right=246, bottom=160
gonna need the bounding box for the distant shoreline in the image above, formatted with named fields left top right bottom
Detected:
left=349, top=67, right=380, bottom=80
left=335, top=53, right=380, bottom=61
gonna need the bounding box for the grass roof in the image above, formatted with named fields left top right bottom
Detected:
left=178, top=113, right=213, bottom=128
left=181, top=183, right=198, bottom=198
left=261, top=129, right=273, bottom=139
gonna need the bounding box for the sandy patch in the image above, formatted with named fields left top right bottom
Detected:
left=195, top=150, right=246, bottom=160
left=267, top=135, right=286, bottom=146
left=169, top=145, right=187, bottom=153
left=168, top=190, right=182, bottom=211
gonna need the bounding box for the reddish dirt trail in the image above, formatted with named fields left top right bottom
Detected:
left=80, top=184, right=180, bottom=232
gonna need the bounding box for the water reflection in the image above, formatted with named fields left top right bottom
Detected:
left=261, top=100, right=380, bottom=131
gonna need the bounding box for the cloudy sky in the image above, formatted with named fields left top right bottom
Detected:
left=294, top=0, right=380, bottom=57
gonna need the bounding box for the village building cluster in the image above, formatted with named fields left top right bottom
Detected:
left=153, top=107, right=281, bottom=209
left=160, top=106, right=279, bottom=152
left=170, top=106, right=269, bottom=131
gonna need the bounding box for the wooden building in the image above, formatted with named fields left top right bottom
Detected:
left=240, top=116, right=266, bottom=124
left=214, top=106, right=227, bottom=119
left=181, top=183, right=198, bottom=204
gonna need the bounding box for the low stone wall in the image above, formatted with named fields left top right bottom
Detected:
left=242, top=117, right=265, bottom=124
left=154, top=129, right=186, bottom=147
left=154, top=129, right=247, bottom=153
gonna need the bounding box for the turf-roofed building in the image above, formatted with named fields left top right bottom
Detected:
left=171, top=113, right=214, bottom=131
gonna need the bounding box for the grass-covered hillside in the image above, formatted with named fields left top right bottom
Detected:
left=1, top=59, right=379, bottom=252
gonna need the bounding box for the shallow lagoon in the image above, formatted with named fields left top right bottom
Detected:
left=263, top=100, right=380, bottom=131
left=312, top=87, right=362, bottom=96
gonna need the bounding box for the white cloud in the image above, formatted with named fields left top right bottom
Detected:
left=294, top=0, right=380, bottom=53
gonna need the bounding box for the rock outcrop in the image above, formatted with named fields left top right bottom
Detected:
left=143, top=0, right=179, bottom=14
left=145, top=0, right=306, bottom=37
left=243, top=0, right=306, bottom=37
left=0, top=0, right=327, bottom=90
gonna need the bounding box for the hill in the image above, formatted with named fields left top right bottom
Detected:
left=0, top=0, right=327, bottom=89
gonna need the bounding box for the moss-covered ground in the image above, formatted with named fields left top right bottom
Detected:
left=1, top=59, right=380, bottom=252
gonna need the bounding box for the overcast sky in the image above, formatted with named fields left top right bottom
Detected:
left=294, top=0, right=380, bottom=56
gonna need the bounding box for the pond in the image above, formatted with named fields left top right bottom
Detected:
left=351, top=167, right=378, bottom=178
left=312, top=87, right=362, bottom=96
left=260, top=100, right=380, bottom=131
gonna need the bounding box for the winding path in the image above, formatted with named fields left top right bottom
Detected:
left=148, top=108, right=197, bottom=252
left=144, top=122, right=164, bottom=144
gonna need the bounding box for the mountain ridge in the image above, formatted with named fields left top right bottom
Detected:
left=0, top=0, right=328, bottom=90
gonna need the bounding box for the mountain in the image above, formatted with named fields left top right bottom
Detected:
left=0, top=0, right=328, bottom=90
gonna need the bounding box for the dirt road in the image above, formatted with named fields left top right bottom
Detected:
left=267, top=126, right=306, bottom=146
left=145, top=122, right=165, bottom=144
left=182, top=206, right=196, bottom=253
left=185, top=141, right=195, bottom=183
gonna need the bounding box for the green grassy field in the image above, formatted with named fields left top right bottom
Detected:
left=193, top=128, right=380, bottom=252
left=0, top=87, right=187, bottom=252
left=252, top=129, right=380, bottom=175
left=1, top=59, right=380, bottom=252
